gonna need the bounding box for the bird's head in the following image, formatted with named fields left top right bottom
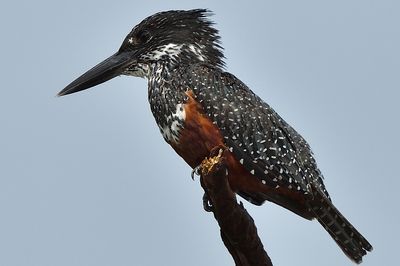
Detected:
left=58, top=9, right=224, bottom=96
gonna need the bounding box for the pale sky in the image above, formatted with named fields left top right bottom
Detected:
left=1, top=1, right=398, bottom=265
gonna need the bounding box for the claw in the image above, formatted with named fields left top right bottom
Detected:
left=203, top=193, right=213, bottom=212
left=191, top=165, right=201, bottom=180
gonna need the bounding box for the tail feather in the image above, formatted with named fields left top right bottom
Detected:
left=311, top=191, right=372, bottom=264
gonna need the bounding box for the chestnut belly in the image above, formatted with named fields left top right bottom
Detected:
left=169, top=90, right=266, bottom=193
left=167, top=90, right=311, bottom=218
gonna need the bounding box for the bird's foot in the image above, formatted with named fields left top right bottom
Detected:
left=191, top=165, right=201, bottom=180
left=192, top=145, right=225, bottom=180
left=195, top=146, right=227, bottom=212
left=199, top=148, right=224, bottom=177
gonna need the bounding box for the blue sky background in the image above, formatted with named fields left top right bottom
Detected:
left=1, top=1, right=398, bottom=265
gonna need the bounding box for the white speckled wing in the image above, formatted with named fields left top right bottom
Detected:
left=183, top=65, right=330, bottom=199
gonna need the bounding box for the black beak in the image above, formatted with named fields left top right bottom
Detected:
left=58, top=51, right=136, bottom=96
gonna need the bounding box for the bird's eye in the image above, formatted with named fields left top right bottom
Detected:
left=129, top=30, right=151, bottom=45
left=127, top=30, right=152, bottom=46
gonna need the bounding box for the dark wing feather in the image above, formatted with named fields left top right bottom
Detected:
left=185, top=65, right=329, bottom=199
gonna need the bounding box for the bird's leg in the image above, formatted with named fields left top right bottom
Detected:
left=198, top=146, right=226, bottom=212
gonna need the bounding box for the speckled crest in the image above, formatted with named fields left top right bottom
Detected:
left=119, top=9, right=225, bottom=70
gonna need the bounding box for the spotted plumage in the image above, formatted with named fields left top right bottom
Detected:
left=59, top=9, right=372, bottom=264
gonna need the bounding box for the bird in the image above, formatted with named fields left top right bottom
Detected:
left=58, top=9, right=372, bottom=263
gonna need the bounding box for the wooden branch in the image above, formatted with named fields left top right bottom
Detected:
left=199, top=148, right=273, bottom=266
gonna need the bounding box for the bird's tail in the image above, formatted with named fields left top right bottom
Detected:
left=310, top=191, right=373, bottom=264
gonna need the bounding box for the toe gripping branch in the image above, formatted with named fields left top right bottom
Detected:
left=198, top=147, right=273, bottom=266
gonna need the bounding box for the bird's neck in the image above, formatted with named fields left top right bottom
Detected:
left=147, top=61, right=173, bottom=84
left=147, top=61, right=189, bottom=143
